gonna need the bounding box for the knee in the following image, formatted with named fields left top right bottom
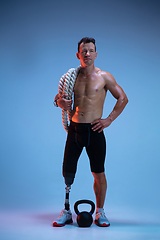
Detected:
left=63, top=172, right=75, bottom=186
left=92, top=172, right=107, bottom=184
left=65, top=176, right=74, bottom=186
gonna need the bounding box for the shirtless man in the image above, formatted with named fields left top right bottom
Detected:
left=53, top=37, right=128, bottom=227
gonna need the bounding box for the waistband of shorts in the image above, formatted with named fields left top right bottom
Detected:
left=70, top=120, right=92, bottom=128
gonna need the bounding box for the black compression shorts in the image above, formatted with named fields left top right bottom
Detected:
left=63, top=121, right=106, bottom=179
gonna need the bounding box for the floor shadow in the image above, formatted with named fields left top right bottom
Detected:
left=31, top=213, right=58, bottom=226
left=31, top=212, right=160, bottom=229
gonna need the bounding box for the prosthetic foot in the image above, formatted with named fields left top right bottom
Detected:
left=53, top=185, right=73, bottom=227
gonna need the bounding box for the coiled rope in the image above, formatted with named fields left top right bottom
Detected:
left=58, top=66, right=80, bottom=132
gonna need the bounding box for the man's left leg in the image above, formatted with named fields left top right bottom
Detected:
left=86, top=128, right=110, bottom=226
left=92, top=172, right=107, bottom=208
left=92, top=172, right=110, bottom=227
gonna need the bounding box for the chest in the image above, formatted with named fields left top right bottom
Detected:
left=74, top=74, right=105, bottom=96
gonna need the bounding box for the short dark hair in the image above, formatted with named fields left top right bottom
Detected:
left=78, top=37, right=96, bottom=52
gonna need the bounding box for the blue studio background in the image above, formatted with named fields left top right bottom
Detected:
left=0, top=0, right=160, bottom=223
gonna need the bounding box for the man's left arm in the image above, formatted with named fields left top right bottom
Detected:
left=92, top=72, right=128, bottom=133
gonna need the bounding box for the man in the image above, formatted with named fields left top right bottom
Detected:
left=53, top=37, right=128, bottom=227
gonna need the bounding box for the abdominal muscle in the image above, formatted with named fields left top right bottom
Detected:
left=71, top=92, right=106, bottom=123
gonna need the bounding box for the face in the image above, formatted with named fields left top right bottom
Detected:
left=76, top=42, right=97, bottom=67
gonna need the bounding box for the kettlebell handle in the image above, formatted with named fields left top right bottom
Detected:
left=74, top=199, right=95, bottom=215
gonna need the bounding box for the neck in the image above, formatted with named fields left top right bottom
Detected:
left=80, top=64, right=95, bottom=77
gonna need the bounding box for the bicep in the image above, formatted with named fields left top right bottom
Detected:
left=109, top=83, right=126, bottom=100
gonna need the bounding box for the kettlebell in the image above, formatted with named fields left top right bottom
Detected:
left=74, top=199, right=95, bottom=227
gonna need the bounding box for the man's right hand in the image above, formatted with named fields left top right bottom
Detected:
left=57, top=94, right=72, bottom=110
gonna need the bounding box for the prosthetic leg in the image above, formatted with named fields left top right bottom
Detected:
left=64, top=185, right=71, bottom=210
left=63, top=173, right=75, bottom=210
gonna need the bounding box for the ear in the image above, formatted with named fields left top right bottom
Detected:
left=95, top=52, right=97, bottom=59
left=76, top=52, right=80, bottom=59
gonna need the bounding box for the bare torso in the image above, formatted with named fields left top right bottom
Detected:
left=71, top=67, right=107, bottom=123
